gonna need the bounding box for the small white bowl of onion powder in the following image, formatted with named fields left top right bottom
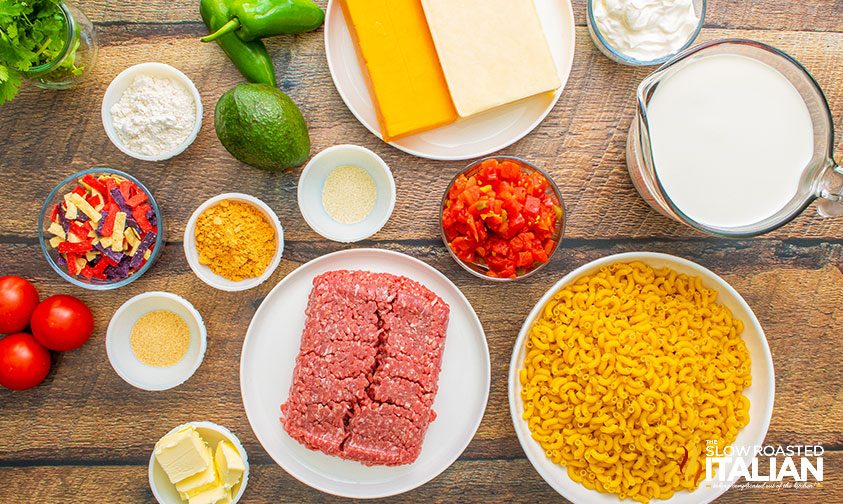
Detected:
left=106, top=292, right=207, bottom=391
left=298, top=144, right=396, bottom=243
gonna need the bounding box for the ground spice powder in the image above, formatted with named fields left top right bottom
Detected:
left=322, top=165, right=377, bottom=224
left=194, top=200, right=277, bottom=281
left=130, top=310, right=190, bottom=367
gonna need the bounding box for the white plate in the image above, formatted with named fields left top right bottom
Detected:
left=508, top=252, right=775, bottom=504
left=240, top=248, right=490, bottom=498
left=324, top=0, right=576, bottom=161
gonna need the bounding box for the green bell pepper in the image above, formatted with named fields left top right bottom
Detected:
left=200, top=0, right=277, bottom=86
left=201, top=0, right=325, bottom=43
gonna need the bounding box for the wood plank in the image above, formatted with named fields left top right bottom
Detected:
left=1, top=455, right=839, bottom=503
left=1, top=29, right=842, bottom=241
left=1, top=239, right=840, bottom=463
left=76, top=0, right=843, bottom=33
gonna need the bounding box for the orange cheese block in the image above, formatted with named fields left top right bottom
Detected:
left=341, top=0, right=457, bottom=142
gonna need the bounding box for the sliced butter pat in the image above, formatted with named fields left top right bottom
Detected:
left=175, top=445, right=217, bottom=495
left=341, top=0, right=456, bottom=141
left=420, top=0, right=561, bottom=117
left=154, top=426, right=211, bottom=484
left=214, top=441, right=245, bottom=490
left=187, top=484, right=230, bottom=504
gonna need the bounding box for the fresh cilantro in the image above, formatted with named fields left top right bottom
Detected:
left=0, top=0, right=84, bottom=105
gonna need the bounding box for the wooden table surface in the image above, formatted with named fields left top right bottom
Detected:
left=1, top=0, right=842, bottom=502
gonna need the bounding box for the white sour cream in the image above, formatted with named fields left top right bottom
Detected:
left=593, top=0, right=700, bottom=61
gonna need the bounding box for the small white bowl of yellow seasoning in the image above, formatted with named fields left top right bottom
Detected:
left=184, top=193, right=284, bottom=292
left=149, top=421, right=249, bottom=504
left=106, top=292, right=207, bottom=391
left=298, top=144, right=396, bottom=243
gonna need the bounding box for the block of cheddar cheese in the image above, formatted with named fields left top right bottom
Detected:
left=421, top=0, right=561, bottom=118
left=341, top=0, right=457, bottom=141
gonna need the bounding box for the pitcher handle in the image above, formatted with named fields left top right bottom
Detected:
left=815, top=158, right=843, bottom=217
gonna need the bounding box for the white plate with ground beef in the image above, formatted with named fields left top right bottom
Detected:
left=240, top=248, right=490, bottom=498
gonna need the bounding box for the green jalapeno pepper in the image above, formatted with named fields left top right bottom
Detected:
left=200, top=0, right=277, bottom=86
left=201, top=0, right=325, bottom=43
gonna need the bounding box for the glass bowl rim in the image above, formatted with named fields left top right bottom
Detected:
left=586, top=0, right=707, bottom=67
left=439, top=156, right=566, bottom=283
left=38, top=167, right=165, bottom=290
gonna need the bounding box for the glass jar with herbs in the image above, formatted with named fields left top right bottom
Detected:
left=0, top=0, right=98, bottom=104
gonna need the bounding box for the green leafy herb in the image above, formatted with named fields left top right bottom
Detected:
left=0, top=0, right=83, bottom=104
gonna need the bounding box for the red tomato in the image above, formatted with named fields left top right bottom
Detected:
left=443, top=158, right=563, bottom=278
left=0, top=276, right=39, bottom=334
left=0, top=333, right=51, bottom=390
left=30, top=295, right=94, bottom=352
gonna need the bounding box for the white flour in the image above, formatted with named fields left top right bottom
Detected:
left=110, top=74, right=196, bottom=157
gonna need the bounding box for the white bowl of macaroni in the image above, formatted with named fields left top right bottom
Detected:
left=508, top=252, right=775, bottom=504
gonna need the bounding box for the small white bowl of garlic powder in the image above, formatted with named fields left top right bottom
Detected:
left=102, top=62, right=203, bottom=162
left=298, top=144, right=396, bottom=243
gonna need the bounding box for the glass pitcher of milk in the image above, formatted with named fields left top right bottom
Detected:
left=627, top=39, right=842, bottom=236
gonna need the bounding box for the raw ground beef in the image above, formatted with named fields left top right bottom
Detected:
left=280, top=270, right=450, bottom=466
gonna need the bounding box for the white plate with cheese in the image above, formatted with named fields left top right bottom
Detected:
left=325, top=0, right=576, bottom=161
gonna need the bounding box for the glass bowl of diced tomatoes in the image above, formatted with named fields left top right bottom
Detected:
left=38, top=168, right=165, bottom=290
left=440, top=157, right=565, bottom=281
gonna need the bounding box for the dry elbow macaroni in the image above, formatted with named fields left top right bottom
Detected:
left=520, top=262, right=751, bottom=502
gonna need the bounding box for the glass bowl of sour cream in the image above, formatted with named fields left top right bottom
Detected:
left=587, top=0, right=706, bottom=66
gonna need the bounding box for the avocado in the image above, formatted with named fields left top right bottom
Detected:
left=214, top=83, right=311, bottom=171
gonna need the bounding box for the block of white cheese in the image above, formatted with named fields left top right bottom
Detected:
left=420, top=0, right=561, bottom=117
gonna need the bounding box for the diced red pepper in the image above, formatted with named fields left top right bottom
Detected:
left=50, top=204, right=59, bottom=223
left=132, top=204, right=153, bottom=233
left=71, top=185, right=86, bottom=197
left=82, top=174, right=108, bottom=196
left=126, top=191, right=148, bottom=208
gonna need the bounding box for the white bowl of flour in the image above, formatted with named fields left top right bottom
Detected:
left=102, top=62, right=203, bottom=162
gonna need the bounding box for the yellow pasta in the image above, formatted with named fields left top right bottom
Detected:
left=520, top=262, right=751, bottom=503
